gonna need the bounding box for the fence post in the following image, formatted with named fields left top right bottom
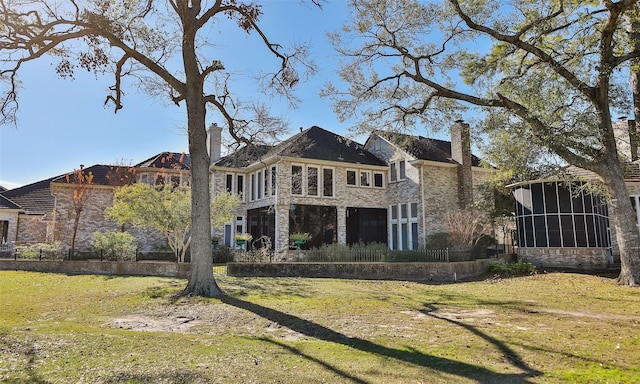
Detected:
left=39, top=248, right=42, bottom=260
left=445, top=248, right=449, bottom=262
left=68, top=248, right=71, bottom=260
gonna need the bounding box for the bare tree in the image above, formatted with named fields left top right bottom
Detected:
left=0, top=0, right=319, bottom=296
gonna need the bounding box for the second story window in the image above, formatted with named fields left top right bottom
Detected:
left=271, top=166, right=277, bottom=196
left=323, top=168, right=334, bottom=197
left=390, top=160, right=406, bottom=182
left=390, top=163, right=397, bottom=182
left=360, top=171, right=371, bottom=187
left=308, top=166, right=319, bottom=196
left=346, top=170, right=357, bottom=186
left=374, top=172, right=384, bottom=188
left=291, top=165, right=303, bottom=195
left=236, top=175, right=244, bottom=199
left=225, top=174, right=233, bottom=193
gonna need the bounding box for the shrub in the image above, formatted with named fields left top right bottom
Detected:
left=487, top=260, right=537, bottom=276
left=92, top=231, right=138, bottom=261
left=15, top=242, right=63, bottom=259
left=426, top=232, right=452, bottom=249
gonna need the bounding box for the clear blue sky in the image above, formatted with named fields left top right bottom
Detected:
left=1, top=1, right=398, bottom=189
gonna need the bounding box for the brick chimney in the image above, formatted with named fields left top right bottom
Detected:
left=207, top=123, right=223, bottom=164
left=450, top=120, right=473, bottom=209
left=614, top=118, right=638, bottom=161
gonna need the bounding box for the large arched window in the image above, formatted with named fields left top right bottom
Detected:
left=513, top=181, right=610, bottom=248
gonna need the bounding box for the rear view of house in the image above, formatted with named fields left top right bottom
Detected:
left=210, top=123, right=492, bottom=252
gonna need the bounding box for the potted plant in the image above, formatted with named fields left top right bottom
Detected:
left=290, top=232, right=311, bottom=250
left=235, top=233, right=252, bottom=246
left=211, top=235, right=220, bottom=249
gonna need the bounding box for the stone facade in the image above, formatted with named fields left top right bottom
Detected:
left=212, top=156, right=388, bottom=250
left=15, top=214, right=52, bottom=243
left=51, top=184, right=167, bottom=252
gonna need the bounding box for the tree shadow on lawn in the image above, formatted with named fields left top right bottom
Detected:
left=221, top=296, right=543, bottom=383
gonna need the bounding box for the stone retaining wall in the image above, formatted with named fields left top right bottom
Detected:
left=518, top=247, right=611, bottom=269
left=0, top=259, right=190, bottom=278
left=227, top=259, right=491, bottom=282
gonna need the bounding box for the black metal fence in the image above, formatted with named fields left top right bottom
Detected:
left=230, top=247, right=489, bottom=263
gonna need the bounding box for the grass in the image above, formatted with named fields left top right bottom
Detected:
left=1, top=271, right=639, bottom=383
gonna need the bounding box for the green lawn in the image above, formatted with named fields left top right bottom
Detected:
left=1, top=270, right=639, bottom=383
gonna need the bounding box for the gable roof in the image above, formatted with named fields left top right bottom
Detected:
left=135, top=152, right=191, bottom=170
left=0, top=177, right=58, bottom=215
left=0, top=194, right=21, bottom=210
left=215, top=126, right=387, bottom=168
left=371, top=131, right=482, bottom=166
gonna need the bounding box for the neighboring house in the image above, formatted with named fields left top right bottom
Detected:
left=209, top=122, right=492, bottom=252
left=510, top=119, right=640, bottom=269
left=0, top=153, right=190, bottom=253
left=0, top=177, right=60, bottom=245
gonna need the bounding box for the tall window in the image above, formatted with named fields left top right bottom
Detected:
left=250, top=174, right=256, bottom=201
left=389, top=202, right=419, bottom=250
left=399, top=160, right=406, bottom=180
left=263, top=169, right=269, bottom=197
left=271, top=166, right=277, bottom=196
left=291, top=165, right=303, bottom=195
left=236, top=175, right=244, bottom=199
left=257, top=171, right=263, bottom=199
left=323, top=168, right=334, bottom=197
left=308, top=166, right=318, bottom=196
left=390, top=163, right=397, bottom=182
left=225, top=174, right=233, bottom=193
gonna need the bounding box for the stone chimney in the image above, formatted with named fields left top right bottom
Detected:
left=207, top=123, right=223, bottom=164
left=613, top=118, right=638, bottom=161
left=450, top=120, right=473, bottom=209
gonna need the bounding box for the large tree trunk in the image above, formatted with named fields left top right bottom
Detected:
left=180, top=7, right=223, bottom=297
left=601, top=158, right=640, bottom=286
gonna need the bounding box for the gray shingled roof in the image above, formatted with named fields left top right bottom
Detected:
left=215, top=126, right=386, bottom=168
left=0, top=194, right=21, bottom=210
left=373, top=131, right=482, bottom=166
left=0, top=177, right=58, bottom=215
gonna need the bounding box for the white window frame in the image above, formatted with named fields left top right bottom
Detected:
left=360, top=170, right=371, bottom=188
left=373, top=172, right=384, bottom=188
left=389, top=202, right=419, bottom=250
left=346, top=169, right=357, bottom=186
left=291, top=164, right=304, bottom=196
left=307, top=166, right=319, bottom=196
left=322, top=167, right=335, bottom=197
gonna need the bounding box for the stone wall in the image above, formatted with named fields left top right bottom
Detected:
left=228, top=259, right=491, bottom=282
left=51, top=184, right=167, bottom=252
left=0, top=259, right=189, bottom=278
left=518, top=247, right=610, bottom=269
left=16, top=214, right=51, bottom=243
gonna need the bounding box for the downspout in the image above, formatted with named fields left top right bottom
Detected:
left=274, top=160, right=280, bottom=251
